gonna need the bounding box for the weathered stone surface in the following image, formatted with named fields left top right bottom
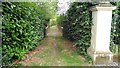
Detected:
left=87, top=3, right=116, bottom=65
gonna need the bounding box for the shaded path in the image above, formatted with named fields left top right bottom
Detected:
left=19, top=25, right=90, bottom=66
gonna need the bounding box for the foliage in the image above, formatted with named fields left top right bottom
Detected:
left=58, top=2, right=93, bottom=60
left=2, top=2, right=50, bottom=65
left=110, top=2, right=120, bottom=53
left=39, top=2, right=57, bottom=27
left=50, top=19, right=57, bottom=26
left=49, top=15, right=58, bottom=26
left=58, top=2, right=119, bottom=62
left=37, top=2, right=57, bottom=21
left=113, top=2, right=120, bottom=45
left=57, top=14, right=66, bottom=27
left=0, top=2, right=2, bottom=67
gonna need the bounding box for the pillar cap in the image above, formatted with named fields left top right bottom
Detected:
left=90, top=6, right=116, bottom=11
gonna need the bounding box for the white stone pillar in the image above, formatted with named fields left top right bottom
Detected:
left=87, top=3, right=116, bottom=64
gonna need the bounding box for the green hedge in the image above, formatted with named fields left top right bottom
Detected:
left=110, top=2, right=120, bottom=53
left=59, top=2, right=119, bottom=61
left=2, top=2, right=48, bottom=65
left=57, top=14, right=66, bottom=27
left=112, top=2, right=120, bottom=45
left=61, top=2, right=93, bottom=57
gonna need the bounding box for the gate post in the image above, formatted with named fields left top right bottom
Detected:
left=87, top=2, right=116, bottom=65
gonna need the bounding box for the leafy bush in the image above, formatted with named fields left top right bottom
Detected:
left=59, top=2, right=119, bottom=62
left=60, top=2, right=93, bottom=58
left=50, top=18, right=57, bottom=26
left=2, top=2, right=48, bottom=65
left=110, top=2, right=120, bottom=53
left=113, top=2, right=120, bottom=45
left=57, top=14, right=66, bottom=27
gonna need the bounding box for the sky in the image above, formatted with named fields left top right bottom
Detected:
left=57, top=0, right=70, bottom=15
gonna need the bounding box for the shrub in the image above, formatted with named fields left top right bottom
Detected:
left=59, top=2, right=119, bottom=62
left=57, top=14, right=66, bottom=27
left=113, top=2, right=120, bottom=45
left=2, top=2, right=47, bottom=65
left=110, top=2, right=120, bottom=53
left=60, top=2, right=93, bottom=57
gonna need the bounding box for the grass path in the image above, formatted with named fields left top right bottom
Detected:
left=19, top=25, right=90, bottom=66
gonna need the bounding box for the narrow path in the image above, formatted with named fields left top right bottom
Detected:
left=19, top=25, right=90, bottom=66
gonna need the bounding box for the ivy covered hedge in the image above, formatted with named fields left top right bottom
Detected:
left=2, top=2, right=49, bottom=65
